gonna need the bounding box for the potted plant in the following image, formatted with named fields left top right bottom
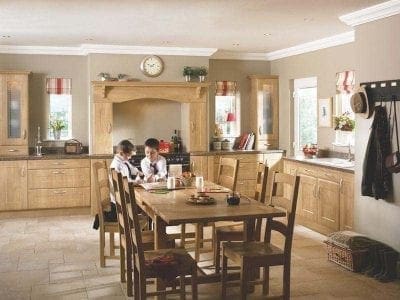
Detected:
left=49, top=118, right=66, bottom=140
left=117, top=74, right=128, bottom=81
left=98, top=72, right=111, bottom=81
left=197, top=67, right=208, bottom=82
left=183, top=66, right=193, bottom=82
left=334, top=112, right=355, bottom=131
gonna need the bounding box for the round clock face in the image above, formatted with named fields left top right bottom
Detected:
left=140, top=55, right=164, bottom=77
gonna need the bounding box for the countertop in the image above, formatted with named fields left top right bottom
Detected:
left=190, top=149, right=285, bottom=156
left=283, top=156, right=354, bottom=173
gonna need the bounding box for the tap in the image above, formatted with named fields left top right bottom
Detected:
left=347, top=144, right=353, bottom=162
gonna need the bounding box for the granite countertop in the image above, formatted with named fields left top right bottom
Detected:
left=191, top=149, right=285, bottom=156
left=283, top=156, right=354, bottom=173
left=0, top=153, right=113, bottom=161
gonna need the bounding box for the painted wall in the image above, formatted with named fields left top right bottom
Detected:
left=354, top=14, right=400, bottom=251
left=208, top=59, right=271, bottom=145
left=0, top=54, right=88, bottom=145
left=270, top=43, right=355, bottom=154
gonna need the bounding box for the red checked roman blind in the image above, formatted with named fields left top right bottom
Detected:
left=336, top=71, right=355, bottom=94
left=46, top=78, right=72, bottom=95
left=215, top=81, right=237, bottom=96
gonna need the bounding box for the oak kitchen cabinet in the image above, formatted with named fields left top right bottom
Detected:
left=27, top=159, right=91, bottom=209
left=248, top=75, right=279, bottom=150
left=0, top=71, right=30, bottom=156
left=284, top=159, right=353, bottom=234
left=0, top=160, right=27, bottom=211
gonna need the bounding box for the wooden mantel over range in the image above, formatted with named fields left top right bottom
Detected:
left=90, top=81, right=210, bottom=154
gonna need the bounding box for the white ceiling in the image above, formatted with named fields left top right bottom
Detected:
left=0, top=0, right=386, bottom=54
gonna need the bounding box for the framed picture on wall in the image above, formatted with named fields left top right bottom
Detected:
left=318, top=97, right=333, bottom=127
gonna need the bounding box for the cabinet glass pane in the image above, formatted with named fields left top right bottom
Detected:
left=7, top=83, right=21, bottom=139
left=261, top=85, right=273, bottom=135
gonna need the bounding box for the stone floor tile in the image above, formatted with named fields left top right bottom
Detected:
left=86, top=283, right=124, bottom=298
left=50, top=270, right=84, bottom=283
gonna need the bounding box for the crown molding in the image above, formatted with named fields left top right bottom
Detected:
left=265, top=31, right=354, bottom=61
left=339, top=0, right=400, bottom=27
left=0, top=44, right=218, bottom=56
left=211, top=50, right=267, bottom=61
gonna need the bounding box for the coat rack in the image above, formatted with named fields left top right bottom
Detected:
left=361, top=79, right=400, bottom=102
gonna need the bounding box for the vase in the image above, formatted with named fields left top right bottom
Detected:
left=53, top=129, right=61, bottom=140
left=185, top=75, right=191, bottom=82
left=199, top=75, right=205, bottom=82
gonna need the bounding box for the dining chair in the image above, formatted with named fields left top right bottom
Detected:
left=194, top=157, right=239, bottom=262
left=93, top=161, right=119, bottom=268
left=221, top=171, right=300, bottom=300
left=119, top=173, right=198, bottom=300
left=110, top=169, right=175, bottom=297
left=214, top=162, right=268, bottom=273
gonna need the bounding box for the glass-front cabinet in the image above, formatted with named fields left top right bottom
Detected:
left=0, top=71, right=30, bottom=154
left=248, top=75, right=279, bottom=149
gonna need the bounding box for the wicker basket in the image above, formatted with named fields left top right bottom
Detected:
left=324, top=240, right=369, bottom=272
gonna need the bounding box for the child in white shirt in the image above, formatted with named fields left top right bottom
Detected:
left=110, top=139, right=142, bottom=182
left=141, top=138, right=167, bottom=182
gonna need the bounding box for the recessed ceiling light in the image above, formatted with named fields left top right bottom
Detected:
left=1, top=35, right=11, bottom=38
left=263, top=33, right=271, bottom=37
left=303, top=17, right=314, bottom=22
left=161, top=41, right=171, bottom=45
left=85, top=38, right=94, bottom=41
left=232, top=43, right=240, bottom=46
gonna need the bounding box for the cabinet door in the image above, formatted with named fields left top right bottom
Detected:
left=340, top=173, right=354, bottom=231
left=318, top=178, right=340, bottom=231
left=189, top=102, right=207, bottom=152
left=0, top=161, right=27, bottom=211
left=298, top=174, right=318, bottom=221
left=1, top=74, right=28, bottom=146
left=92, top=102, right=113, bottom=154
left=190, top=155, right=208, bottom=180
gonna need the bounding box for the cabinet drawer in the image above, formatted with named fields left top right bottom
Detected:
left=28, top=187, right=90, bottom=209
left=214, top=154, right=257, bottom=164
left=318, top=169, right=339, bottom=182
left=28, top=159, right=90, bottom=170
left=0, top=146, right=28, bottom=156
left=28, top=168, right=90, bottom=189
left=297, top=165, right=318, bottom=177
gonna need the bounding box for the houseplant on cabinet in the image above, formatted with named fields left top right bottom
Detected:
left=183, top=66, right=194, bottom=82
left=49, top=118, right=66, bottom=140
left=197, top=67, right=208, bottom=82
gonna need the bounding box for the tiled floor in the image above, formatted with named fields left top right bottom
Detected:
left=0, top=215, right=399, bottom=299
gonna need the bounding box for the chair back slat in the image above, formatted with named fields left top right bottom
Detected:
left=254, top=163, right=269, bottom=240
left=217, top=157, right=239, bottom=191
left=264, top=171, right=300, bottom=256
left=122, top=176, right=146, bottom=273
left=93, top=161, right=111, bottom=220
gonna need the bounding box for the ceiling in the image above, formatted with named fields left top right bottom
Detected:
left=0, top=0, right=386, bottom=54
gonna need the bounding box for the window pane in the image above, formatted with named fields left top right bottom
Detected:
left=49, top=94, right=72, bottom=139
left=215, top=95, right=240, bottom=138
left=296, top=87, right=317, bottom=150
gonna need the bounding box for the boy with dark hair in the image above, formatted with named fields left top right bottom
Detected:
left=141, top=138, right=167, bottom=182
left=110, top=139, right=142, bottom=181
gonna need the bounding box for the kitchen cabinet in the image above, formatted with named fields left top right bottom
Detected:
left=248, top=75, right=279, bottom=150
left=92, top=102, right=113, bottom=155
left=0, top=160, right=27, bottom=211
left=0, top=71, right=30, bottom=155
left=27, top=159, right=91, bottom=209
left=190, top=155, right=208, bottom=179
left=283, top=159, right=353, bottom=235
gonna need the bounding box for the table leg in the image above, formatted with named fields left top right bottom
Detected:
left=244, top=218, right=256, bottom=293
left=154, top=216, right=167, bottom=300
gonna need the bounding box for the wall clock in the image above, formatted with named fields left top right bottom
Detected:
left=140, top=55, right=164, bottom=77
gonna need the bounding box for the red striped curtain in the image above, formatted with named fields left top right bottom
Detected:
left=336, top=71, right=355, bottom=94
left=46, top=78, right=72, bottom=95
left=215, top=81, right=237, bottom=96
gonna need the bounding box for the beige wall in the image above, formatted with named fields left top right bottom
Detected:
left=270, top=43, right=355, bottom=154
left=208, top=59, right=271, bottom=145
left=0, top=54, right=88, bottom=145
left=354, top=15, right=400, bottom=251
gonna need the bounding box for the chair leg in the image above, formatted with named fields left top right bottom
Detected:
left=221, top=252, right=228, bottom=299
left=120, top=244, right=126, bottom=283
left=99, top=228, right=105, bottom=267
left=133, top=268, right=140, bottom=300
left=126, top=249, right=133, bottom=297
left=262, top=266, right=270, bottom=295
left=139, top=274, right=147, bottom=300
left=180, top=224, right=186, bottom=248
left=191, top=263, right=198, bottom=300
left=194, top=224, right=201, bottom=262
left=283, top=262, right=291, bottom=300
left=214, top=233, right=221, bottom=273
left=240, top=262, right=248, bottom=300
left=110, top=232, right=115, bottom=256
left=180, top=274, right=186, bottom=300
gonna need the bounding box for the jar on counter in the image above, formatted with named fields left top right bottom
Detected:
left=213, top=141, right=222, bottom=150
left=221, top=140, right=231, bottom=150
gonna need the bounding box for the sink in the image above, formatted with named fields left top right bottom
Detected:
left=312, top=158, right=355, bottom=168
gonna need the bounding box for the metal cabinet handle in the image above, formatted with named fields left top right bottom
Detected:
left=258, top=126, right=262, bottom=135
left=52, top=171, right=66, bottom=174
left=22, top=129, right=27, bottom=139
left=107, top=123, right=112, bottom=134
left=53, top=190, right=67, bottom=195
left=20, top=167, right=25, bottom=177
left=339, top=178, right=343, bottom=193
left=191, top=121, right=196, bottom=132
left=8, top=149, right=18, bottom=152
left=313, top=183, right=317, bottom=198
left=318, top=186, right=321, bottom=198
left=52, top=162, right=66, bottom=165
left=238, top=182, right=245, bottom=185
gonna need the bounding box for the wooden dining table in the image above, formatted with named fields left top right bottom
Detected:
left=135, top=181, right=286, bottom=286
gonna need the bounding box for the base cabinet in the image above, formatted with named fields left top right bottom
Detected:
left=284, top=159, right=353, bottom=235
left=0, top=161, right=27, bottom=211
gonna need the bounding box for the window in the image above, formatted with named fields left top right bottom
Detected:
left=48, top=94, right=72, bottom=139
left=294, top=77, right=317, bottom=153
left=215, top=95, right=240, bottom=138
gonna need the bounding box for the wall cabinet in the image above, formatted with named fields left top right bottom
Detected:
left=0, top=71, right=30, bottom=155
left=284, top=159, right=353, bottom=235
left=248, top=75, right=279, bottom=150
left=0, top=160, right=27, bottom=211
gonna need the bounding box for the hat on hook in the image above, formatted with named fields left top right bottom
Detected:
left=350, top=85, right=373, bottom=119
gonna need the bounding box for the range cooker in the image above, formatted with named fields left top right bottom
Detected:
left=129, top=152, right=191, bottom=173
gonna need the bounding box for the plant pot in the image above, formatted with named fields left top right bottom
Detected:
left=185, top=75, right=191, bottom=82
left=53, top=129, right=61, bottom=140
left=199, top=75, right=205, bottom=82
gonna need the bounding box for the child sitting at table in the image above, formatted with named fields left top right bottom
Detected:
left=141, top=138, right=167, bottom=182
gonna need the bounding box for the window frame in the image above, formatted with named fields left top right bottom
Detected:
left=47, top=93, right=72, bottom=140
